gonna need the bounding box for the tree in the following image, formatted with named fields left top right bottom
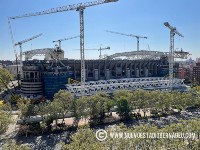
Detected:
left=86, top=94, right=101, bottom=124
left=76, top=97, right=89, bottom=124
left=18, top=124, right=31, bottom=137
left=194, top=92, right=200, bottom=112
left=54, top=90, right=74, bottom=121
left=172, top=91, right=192, bottom=113
left=0, top=103, right=12, bottom=135
left=46, top=100, right=63, bottom=129
left=0, top=68, right=14, bottom=92
left=61, top=119, right=200, bottom=150
left=163, top=91, right=172, bottom=112
left=139, top=90, right=151, bottom=117
left=113, top=90, right=132, bottom=100
left=61, top=126, right=103, bottom=150
left=10, top=94, right=21, bottom=104
left=2, top=140, right=31, bottom=150
left=0, top=102, right=12, bottom=115
left=132, top=90, right=146, bottom=112
left=17, top=98, right=31, bottom=119
left=34, top=102, right=48, bottom=121
left=161, top=123, right=187, bottom=149
left=116, top=97, right=131, bottom=120
left=105, top=98, right=115, bottom=116
left=40, top=121, right=47, bottom=134
left=0, top=111, right=12, bottom=135
left=148, top=90, right=161, bottom=117
left=96, top=93, right=110, bottom=123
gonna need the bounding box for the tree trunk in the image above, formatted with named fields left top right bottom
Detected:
left=55, top=119, right=58, bottom=129
left=62, top=113, right=65, bottom=123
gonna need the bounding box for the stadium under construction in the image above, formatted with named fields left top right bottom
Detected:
left=7, top=1, right=191, bottom=99
left=20, top=48, right=190, bottom=99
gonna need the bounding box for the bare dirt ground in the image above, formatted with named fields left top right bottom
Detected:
left=56, top=110, right=150, bottom=127
left=56, top=112, right=120, bottom=126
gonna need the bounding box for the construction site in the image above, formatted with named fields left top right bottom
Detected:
left=7, top=0, right=191, bottom=99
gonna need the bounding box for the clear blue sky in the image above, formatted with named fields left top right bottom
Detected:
left=0, top=0, right=200, bottom=60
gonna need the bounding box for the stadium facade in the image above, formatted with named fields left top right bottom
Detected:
left=20, top=49, right=181, bottom=99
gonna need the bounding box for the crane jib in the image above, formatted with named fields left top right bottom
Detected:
left=9, top=0, right=118, bottom=19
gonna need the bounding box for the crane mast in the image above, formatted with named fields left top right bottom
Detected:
left=9, top=0, right=119, bottom=97
left=164, top=22, right=184, bottom=91
left=8, top=19, right=20, bottom=86
left=53, top=36, right=79, bottom=49
left=79, top=8, right=85, bottom=96
left=106, top=30, right=147, bottom=51
left=99, top=46, right=110, bottom=58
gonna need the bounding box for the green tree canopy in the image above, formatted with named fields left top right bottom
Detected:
left=0, top=68, right=14, bottom=91
left=2, top=140, right=31, bottom=150
left=61, top=126, right=103, bottom=150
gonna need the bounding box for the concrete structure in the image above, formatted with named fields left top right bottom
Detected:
left=21, top=65, right=43, bottom=98
left=66, top=77, right=186, bottom=97
left=193, top=63, right=200, bottom=85
left=21, top=59, right=72, bottom=98
left=6, top=65, right=22, bottom=77
left=21, top=57, right=169, bottom=98
left=23, top=48, right=64, bottom=61
left=21, top=49, right=190, bottom=99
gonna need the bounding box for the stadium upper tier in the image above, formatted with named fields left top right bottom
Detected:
left=23, top=49, right=190, bottom=61
left=106, top=50, right=190, bottom=60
